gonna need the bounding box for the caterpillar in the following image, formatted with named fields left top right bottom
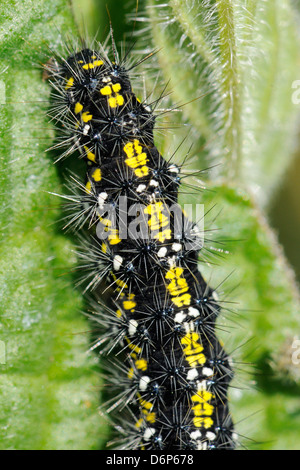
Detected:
left=45, top=34, right=236, bottom=450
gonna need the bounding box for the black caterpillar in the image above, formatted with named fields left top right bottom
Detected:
left=46, top=39, right=236, bottom=450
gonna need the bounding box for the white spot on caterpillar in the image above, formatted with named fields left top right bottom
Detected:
left=212, top=290, right=219, bottom=302
left=190, top=430, right=202, bottom=440
left=202, top=367, right=214, bottom=377
left=157, top=247, right=167, bottom=258
left=184, top=321, right=195, bottom=333
left=196, top=380, right=207, bottom=391
left=144, top=428, right=156, bottom=441
left=83, top=124, right=90, bottom=135
left=128, top=319, right=138, bottom=336
left=167, top=255, right=176, bottom=267
left=168, top=164, right=179, bottom=173
left=172, top=242, right=182, bottom=252
left=148, top=193, right=156, bottom=203
left=98, top=192, right=108, bottom=209
left=187, top=368, right=198, bottom=381
left=136, top=184, right=146, bottom=193
left=188, top=306, right=200, bottom=317
left=113, top=255, right=123, bottom=271
left=197, top=441, right=208, bottom=450
left=206, top=432, right=216, bottom=441
left=174, top=311, right=186, bottom=323
left=191, top=224, right=201, bottom=236
left=139, top=376, right=150, bottom=391
left=150, top=179, right=159, bottom=187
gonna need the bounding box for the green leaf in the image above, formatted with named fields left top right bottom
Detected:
left=0, top=0, right=108, bottom=450
left=196, top=184, right=300, bottom=449
left=146, top=0, right=300, bottom=207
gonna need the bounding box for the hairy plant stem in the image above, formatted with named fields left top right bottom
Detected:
left=216, top=0, right=242, bottom=181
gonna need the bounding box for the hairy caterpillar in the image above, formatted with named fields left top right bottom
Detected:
left=45, top=34, right=236, bottom=450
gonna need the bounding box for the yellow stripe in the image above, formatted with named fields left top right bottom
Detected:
left=65, top=77, right=74, bottom=90
left=74, top=102, right=83, bottom=114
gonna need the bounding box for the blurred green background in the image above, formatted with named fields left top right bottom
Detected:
left=270, top=152, right=300, bottom=283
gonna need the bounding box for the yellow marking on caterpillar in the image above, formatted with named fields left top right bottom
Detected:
left=82, top=60, right=103, bottom=69
left=91, top=168, right=102, bottom=182
left=112, top=83, right=121, bottom=93
left=192, top=403, right=214, bottom=416
left=144, top=202, right=170, bottom=232
left=115, top=308, right=122, bottom=318
left=181, top=332, right=204, bottom=355
left=109, top=95, right=125, bottom=108
left=172, top=293, right=192, bottom=307
left=82, top=111, right=93, bottom=122
left=173, top=276, right=213, bottom=435
left=137, top=394, right=153, bottom=411
left=144, top=202, right=172, bottom=241
left=135, top=167, right=149, bottom=177
left=145, top=412, right=156, bottom=423
left=122, top=294, right=136, bottom=312
left=107, top=229, right=121, bottom=245
left=85, top=181, right=91, bottom=194
left=100, top=82, right=124, bottom=108
left=116, top=279, right=127, bottom=288
left=99, top=222, right=121, bottom=246
left=100, top=85, right=112, bottom=95
left=127, top=367, right=134, bottom=379
left=124, top=148, right=148, bottom=169
left=123, top=299, right=136, bottom=311
left=125, top=337, right=142, bottom=354
left=154, top=229, right=172, bottom=243
left=65, top=77, right=74, bottom=90
left=111, top=274, right=128, bottom=289
left=84, top=145, right=96, bottom=163
left=137, top=393, right=157, bottom=424
left=135, top=359, right=148, bottom=371
left=191, top=386, right=214, bottom=429
left=194, top=417, right=214, bottom=429
left=164, top=265, right=192, bottom=307
left=192, top=389, right=214, bottom=405
left=186, top=354, right=206, bottom=368
left=165, top=266, right=189, bottom=296
left=181, top=331, right=206, bottom=367
left=101, top=242, right=107, bottom=253
left=124, top=140, right=149, bottom=177
left=74, top=102, right=83, bottom=114
left=135, top=418, right=143, bottom=429
left=128, top=344, right=141, bottom=354
left=99, top=217, right=112, bottom=227
left=125, top=150, right=148, bottom=169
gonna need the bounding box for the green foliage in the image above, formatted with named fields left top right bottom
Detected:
left=0, top=0, right=107, bottom=450
left=146, top=0, right=300, bottom=207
